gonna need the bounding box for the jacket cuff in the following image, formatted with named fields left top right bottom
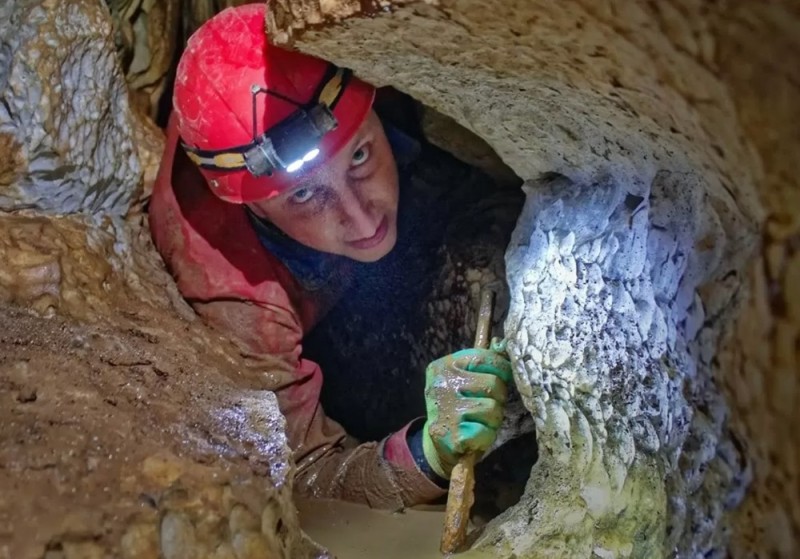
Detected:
left=381, top=419, right=447, bottom=502
left=382, top=420, right=421, bottom=470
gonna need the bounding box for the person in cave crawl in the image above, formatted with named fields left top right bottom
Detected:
left=149, top=4, right=513, bottom=507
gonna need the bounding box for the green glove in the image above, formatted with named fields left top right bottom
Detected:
left=421, top=345, right=512, bottom=480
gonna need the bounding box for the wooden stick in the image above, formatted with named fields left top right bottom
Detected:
left=440, top=288, right=495, bottom=554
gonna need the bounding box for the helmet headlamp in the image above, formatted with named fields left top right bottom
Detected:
left=243, top=102, right=337, bottom=177
left=181, top=65, right=350, bottom=179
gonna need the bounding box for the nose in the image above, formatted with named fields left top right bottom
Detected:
left=337, top=182, right=376, bottom=239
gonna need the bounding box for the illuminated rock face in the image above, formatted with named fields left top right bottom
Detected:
left=498, top=169, right=746, bottom=557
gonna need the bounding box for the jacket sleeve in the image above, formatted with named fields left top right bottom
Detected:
left=193, top=299, right=445, bottom=509
left=148, top=115, right=445, bottom=509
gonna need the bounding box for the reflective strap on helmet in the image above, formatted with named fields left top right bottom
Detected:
left=183, top=147, right=248, bottom=170
left=315, top=66, right=351, bottom=109
left=181, top=64, right=351, bottom=172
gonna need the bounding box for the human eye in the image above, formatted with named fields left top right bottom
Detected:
left=289, top=186, right=316, bottom=205
left=351, top=142, right=371, bottom=167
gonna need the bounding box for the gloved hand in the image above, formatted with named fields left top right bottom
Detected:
left=421, top=343, right=512, bottom=480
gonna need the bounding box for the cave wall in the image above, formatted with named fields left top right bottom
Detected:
left=266, top=0, right=797, bottom=556
left=0, top=215, right=317, bottom=559
left=0, top=0, right=141, bottom=214
left=0, top=2, right=317, bottom=558
left=708, top=3, right=800, bottom=555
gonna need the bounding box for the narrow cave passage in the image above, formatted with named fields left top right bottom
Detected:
left=142, top=11, right=538, bottom=550
left=295, top=89, right=539, bottom=550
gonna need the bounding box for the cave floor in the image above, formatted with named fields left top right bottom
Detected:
left=0, top=301, right=294, bottom=557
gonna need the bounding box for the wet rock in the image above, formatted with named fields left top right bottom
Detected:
left=160, top=512, right=197, bottom=559
left=0, top=3, right=314, bottom=557
left=16, top=386, right=37, bottom=403
left=0, top=297, right=317, bottom=559
left=0, top=0, right=141, bottom=214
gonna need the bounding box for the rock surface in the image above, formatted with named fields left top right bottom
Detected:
left=0, top=0, right=142, bottom=215
left=0, top=214, right=319, bottom=559
left=709, top=3, right=800, bottom=555
left=106, top=0, right=252, bottom=121
left=271, top=0, right=796, bottom=556
left=0, top=2, right=315, bottom=558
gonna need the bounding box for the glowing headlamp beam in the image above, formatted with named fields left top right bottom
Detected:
left=286, top=148, right=321, bottom=173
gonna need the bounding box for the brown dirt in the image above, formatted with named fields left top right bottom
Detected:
left=0, top=214, right=312, bottom=559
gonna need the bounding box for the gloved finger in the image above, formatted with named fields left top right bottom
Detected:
left=426, top=369, right=508, bottom=404
left=459, top=371, right=508, bottom=404
left=425, top=367, right=473, bottom=395
left=451, top=348, right=513, bottom=383
left=452, top=421, right=497, bottom=455
left=455, top=397, right=504, bottom=429
left=490, top=337, right=508, bottom=355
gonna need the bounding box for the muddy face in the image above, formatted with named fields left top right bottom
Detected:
left=248, top=111, right=400, bottom=263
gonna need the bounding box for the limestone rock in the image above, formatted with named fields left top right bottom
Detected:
left=281, top=0, right=780, bottom=556
left=496, top=168, right=748, bottom=557
left=708, top=2, right=800, bottom=556
left=105, top=0, right=252, bottom=120
left=419, top=107, right=521, bottom=189
left=130, top=110, right=164, bottom=202
left=106, top=0, right=180, bottom=119
left=0, top=1, right=314, bottom=556
left=0, top=0, right=141, bottom=215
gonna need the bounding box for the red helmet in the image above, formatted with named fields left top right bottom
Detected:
left=173, top=4, right=375, bottom=203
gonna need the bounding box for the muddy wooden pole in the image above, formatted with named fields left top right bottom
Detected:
left=440, top=288, right=495, bottom=554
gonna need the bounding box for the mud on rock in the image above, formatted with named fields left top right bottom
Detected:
left=0, top=215, right=317, bottom=559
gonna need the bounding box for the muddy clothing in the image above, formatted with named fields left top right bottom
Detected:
left=150, top=113, right=462, bottom=508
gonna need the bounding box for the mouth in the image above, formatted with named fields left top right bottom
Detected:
left=346, top=216, right=389, bottom=250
